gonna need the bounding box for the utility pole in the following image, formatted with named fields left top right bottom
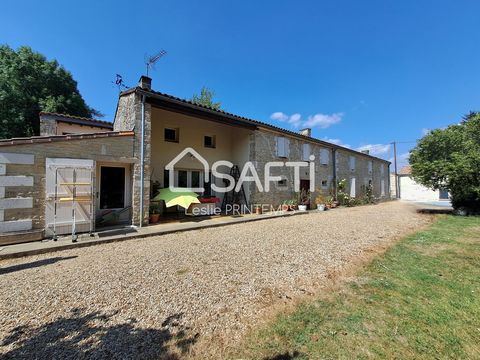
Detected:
left=392, top=141, right=399, bottom=198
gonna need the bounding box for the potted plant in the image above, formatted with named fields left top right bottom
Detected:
left=149, top=203, right=161, bottom=224
left=254, top=204, right=263, bottom=215
left=314, top=191, right=326, bottom=211
left=298, top=189, right=311, bottom=211
left=325, top=195, right=334, bottom=209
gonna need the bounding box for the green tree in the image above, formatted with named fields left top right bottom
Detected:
left=409, top=112, right=480, bottom=213
left=0, top=45, right=101, bottom=139
left=191, top=86, right=221, bottom=110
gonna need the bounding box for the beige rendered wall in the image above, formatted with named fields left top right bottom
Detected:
left=150, top=107, right=252, bottom=202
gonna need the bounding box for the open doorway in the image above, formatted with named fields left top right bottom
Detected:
left=100, top=167, right=125, bottom=209
left=96, top=164, right=132, bottom=227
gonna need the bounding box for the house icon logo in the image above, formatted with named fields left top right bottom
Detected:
left=165, top=147, right=210, bottom=192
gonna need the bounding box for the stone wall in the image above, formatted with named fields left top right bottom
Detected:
left=114, top=92, right=151, bottom=225
left=249, top=129, right=390, bottom=207
left=0, top=135, right=135, bottom=236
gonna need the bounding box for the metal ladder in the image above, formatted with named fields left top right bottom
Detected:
left=221, top=165, right=248, bottom=210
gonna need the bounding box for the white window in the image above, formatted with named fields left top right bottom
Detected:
left=320, top=148, right=329, bottom=165
left=380, top=164, right=385, bottom=176
left=302, top=143, right=311, bottom=161
left=173, top=170, right=205, bottom=192
left=275, top=137, right=290, bottom=158
left=321, top=179, right=328, bottom=189
left=381, top=179, right=385, bottom=196
left=349, top=156, right=356, bottom=172
left=350, top=177, right=356, bottom=197
left=368, top=160, right=373, bottom=174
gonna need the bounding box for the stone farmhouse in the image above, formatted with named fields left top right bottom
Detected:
left=0, top=76, right=390, bottom=245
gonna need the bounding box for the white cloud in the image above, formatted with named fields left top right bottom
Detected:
left=356, top=143, right=391, bottom=157
left=288, top=113, right=302, bottom=127
left=270, top=111, right=344, bottom=130
left=421, top=128, right=431, bottom=136
left=322, top=137, right=351, bottom=149
left=303, top=113, right=344, bottom=129
left=388, top=152, right=410, bottom=169
left=270, top=112, right=288, bottom=122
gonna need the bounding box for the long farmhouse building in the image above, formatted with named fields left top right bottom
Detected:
left=0, top=76, right=390, bottom=245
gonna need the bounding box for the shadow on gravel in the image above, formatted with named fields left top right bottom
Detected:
left=1, top=308, right=198, bottom=359
left=0, top=256, right=78, bottom=275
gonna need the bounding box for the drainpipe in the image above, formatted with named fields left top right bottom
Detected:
left=332, top=148, right=337, bottom=200
left=139, top=94, right=146, bottom=227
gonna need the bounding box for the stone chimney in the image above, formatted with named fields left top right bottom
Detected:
left=299, top=128, right=311, bottom=137
left=138, top=75, right=152, bottom=91
left=361, top=150, right=370, bottom=155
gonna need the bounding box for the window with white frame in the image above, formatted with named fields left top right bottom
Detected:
left=320, top=148, right=329, bottom=165
left=368, top=160, right=373, bottom=174
left=349, top=156, right=356, bottom=172
left=275, top=136, right=290, bottom=158
left=380, top=163, right=385, bottom=176
left=321, top=179, right=328, bottom=189
left=302, top=143, right=311, bottom=161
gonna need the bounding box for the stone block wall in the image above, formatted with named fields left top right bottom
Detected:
left=249, top=129, right=390, bottom=207
left=114, top=92, right=151, bottom=225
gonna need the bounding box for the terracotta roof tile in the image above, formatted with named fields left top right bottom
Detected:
left=39, top=112, right=113, bottom=129
left=0, top=131, right=133, bottom=147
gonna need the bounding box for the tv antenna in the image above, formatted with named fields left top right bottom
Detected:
left=111, top=74, right=129, bottom=93
left=145, top=50, right=167, bottom=76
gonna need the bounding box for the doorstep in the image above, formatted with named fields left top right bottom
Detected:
left=0, top=210, right=310, bottom=260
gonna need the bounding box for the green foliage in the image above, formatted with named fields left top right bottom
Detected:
left=191, top=86, right=221, bottom=110
left=0, top=45, right=100, bottom=139
left=237, top=215, right=480, bottom=359
left=410, top=112, right=480, bottom=213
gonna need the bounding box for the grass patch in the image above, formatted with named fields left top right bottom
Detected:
left=236, top=215, right=480, bottom=359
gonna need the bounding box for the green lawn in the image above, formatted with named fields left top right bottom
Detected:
left=236, top=215, right=480, bottom=359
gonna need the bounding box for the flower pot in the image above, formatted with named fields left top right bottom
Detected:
left=255, top=207, right=262, bottom=215
left=281, top=204, right=290, bottom=211
left=298, top=205, right=307, bottom=211
left=149, top=214, right=160, bottom=224
left=317, top=204, right=325, bottom=211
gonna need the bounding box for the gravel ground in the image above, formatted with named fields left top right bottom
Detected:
left=0, top=201, right=431, bottom=359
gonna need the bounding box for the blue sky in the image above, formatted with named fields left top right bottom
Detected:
left=2, top=0, right=479, bottom=167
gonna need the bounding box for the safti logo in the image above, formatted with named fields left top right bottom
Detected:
left=165, top=147, right=316, bottom=193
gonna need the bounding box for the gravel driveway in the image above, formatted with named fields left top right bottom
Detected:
left=0, top=201, right=431, bottom=359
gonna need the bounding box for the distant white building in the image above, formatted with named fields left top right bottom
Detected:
left=390, top=165, right=449, bottom=202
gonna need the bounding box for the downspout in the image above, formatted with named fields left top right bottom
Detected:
left=332, top=148, right=337, bottom=200
left=139, top=94, right=146, bottom=227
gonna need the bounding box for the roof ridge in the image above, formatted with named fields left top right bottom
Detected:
left=39, top=112, right=113, bottom=126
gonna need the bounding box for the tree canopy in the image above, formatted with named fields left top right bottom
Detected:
left=0, top=45, right=100, bottom=139
left=409, top=112, right=480, bottom=213
left=191, top=86, right=221, bottom=110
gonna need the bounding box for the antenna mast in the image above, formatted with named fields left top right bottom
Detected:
left=145, top=50, right=167, bottom=76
